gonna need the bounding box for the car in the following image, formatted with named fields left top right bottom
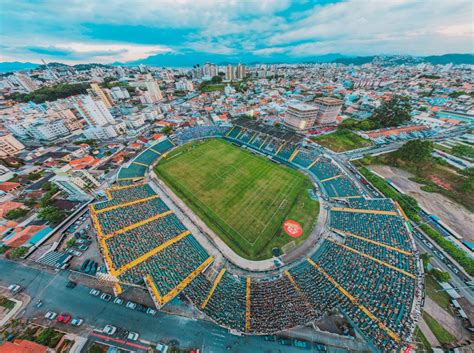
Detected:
left=81, top=259, right=90, bottom=271
left=84, top=261, right=93, bottom=273
left=146, top=307, right=157, bottom=316
left=113, top=297, right=124, bottom=305
left=57, top=313, right=71, bottom=323
left=89, top=289, right=101, bottom=296
left=44, top=311, right=57, bottom=320
left=8, top=284, right=22, bottom=293
left=90, top=262, right=98, bottom=275
left=125, top=301, right=137, bottom=310
left=77, top=244, right=89, bottom=251
left=136, top=304, right=148, bottom=312
left=100, top=293, right=112, bottom=302
left=71, top=318, right=84, bottom=326
left=127, top=332, right=139, bottom=341
left=103, top=325, right=117, bottom=335
left=66, top=281, right=77, bottom=289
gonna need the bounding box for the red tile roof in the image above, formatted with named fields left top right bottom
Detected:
left=0, top=339, right=48, bottom=353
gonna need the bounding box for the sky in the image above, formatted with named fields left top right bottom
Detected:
left=0, top=0, right=472, bottom=65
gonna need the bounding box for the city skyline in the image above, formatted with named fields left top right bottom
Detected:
left=0, top=0, right=473, bottom=65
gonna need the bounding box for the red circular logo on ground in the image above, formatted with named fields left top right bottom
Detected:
left=283, top=220, right=302, bottom=238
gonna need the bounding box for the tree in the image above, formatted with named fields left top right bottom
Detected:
left=39, top=206, right=65, bottom=224
left=5, top=208, right=28, bottom=220
left=397, top=140, right=433, bottom=163
left=161, top=125, right=173, bottom=135
left=210, top=75, right=222, bottom=84
left=420, top=253, right=433, bottom=269
left=370, top=95, right=412, bottom=128
left=431, top=268, right=451, bottom=283
left=66, top=238, right=76, bottom=248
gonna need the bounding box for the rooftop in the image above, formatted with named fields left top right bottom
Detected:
left=288, top=102, right=318, bottom=111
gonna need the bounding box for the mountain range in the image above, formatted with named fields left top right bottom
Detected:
left=0, top=53, right=472, bottom=73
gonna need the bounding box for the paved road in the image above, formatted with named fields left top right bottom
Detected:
left=0, top=259, right=353, bottom=353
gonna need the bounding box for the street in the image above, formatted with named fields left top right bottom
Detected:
left=0, top=258, right=353, bottom=353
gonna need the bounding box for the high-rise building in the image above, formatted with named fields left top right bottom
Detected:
left=284, top=98, right=343, bottom=130
left=90, top=83, right=114, bottom=108
left=236, top=64, right=246, bottom=80
left=225, top=65, right=235, bottom=81
left=313, top=97, right=343, bottom=125
left=0, top=133, right=25, bottom=157
left=284, top=102, right=320, bottom=130
left=73, top=95, right=116, bottom=127
left=110, top=86, right=131, bottom=100
left=144, top=74, right=163, bottom=102
left=203, top=63, right=218, bottom=78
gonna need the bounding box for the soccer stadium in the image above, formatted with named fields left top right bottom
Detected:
left=90, top=121, right=424, bottom=352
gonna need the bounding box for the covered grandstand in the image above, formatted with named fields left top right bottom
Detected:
left=89, top=124, right=423, bottom=352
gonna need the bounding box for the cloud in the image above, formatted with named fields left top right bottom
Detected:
left=0, top=0, right=472, bottom=63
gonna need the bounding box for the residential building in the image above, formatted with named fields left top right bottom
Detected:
left=0, top=133, right=25, bottom=157
left=74, top=95, right=116, bottom=127
left=225, top=65, right=235, bottom=81
left=90, top=83, right=114, bottom=108
left=144, top=74, right=163, bottom=102
left=28, top=119, right=69, bottom=141
left=313, top=97, right=343, bottom=124
left=284, top=102, right=320, bottom=130
left=14, top=73, right=38, bottom=92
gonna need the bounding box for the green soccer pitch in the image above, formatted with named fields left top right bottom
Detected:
left=154, top=139, right=319, bottom=260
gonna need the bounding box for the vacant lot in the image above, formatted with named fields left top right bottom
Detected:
left=312, top=128, right=372, bottom=152
left=155, top=139, right=319, bottom=260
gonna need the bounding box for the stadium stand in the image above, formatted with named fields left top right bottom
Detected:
left=89, top=125, right=422, bottom=352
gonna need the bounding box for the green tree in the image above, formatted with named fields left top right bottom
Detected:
left=161, top=125, right=173, bottom=135
left=5, top=208, right=28, bottom=220
left=370, top=95, right=412, bottom=128
left=431, top=268, right=451, bottom=283
left=210, top=75, right=222, bottom=83
left=8, top=247, right=28, bottom=259
left=420, top=253, right=433, bottom=269
left=397, top=140, right=433, bottom=163
left=39, top=206, right=65, bottom=224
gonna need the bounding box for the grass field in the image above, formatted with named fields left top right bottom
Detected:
left=312, top=128, right=372, bottom=152
left=155, top=139, right=319, bottom=260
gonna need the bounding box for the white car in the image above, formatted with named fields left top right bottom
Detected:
left=71, top=318, right=84, bottom=326
left=8, top=284, right=21, bottom=293
left=44, top=311, right=57, bottom=320
left=125, top=301, right=137, bottom=310
left=146, top=308, right=157, bottom=316
left=113, top=297, right=124, bottom=305
left=100, top=293, right=112, bottom=302
left=127, top=332, right=139, bottom=341
left=103, top=325, right=117, bottom=335
left=89, top=289, right=101, bottom=296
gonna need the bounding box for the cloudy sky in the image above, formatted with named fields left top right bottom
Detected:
left=0, top=0, right=472, bottom=64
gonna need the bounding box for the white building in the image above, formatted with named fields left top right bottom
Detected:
left=74, top=95, right=116, bottom=128
left=14, top=73, right=38, bottom=92
left=28, top=119, right=69, bottom=141
left=110, top=86, right=131, bottom=100
left=144, top=74, right=163, bottom=102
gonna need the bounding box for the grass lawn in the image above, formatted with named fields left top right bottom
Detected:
left=425, top=275, right=452, bottom=311
left=155, top=139, right=319, bottom=260
left=422, top=312, right=456, bottom=346
left=312, top=128, right=372, bottom=152
left=0, top=296, right=15, bottom=310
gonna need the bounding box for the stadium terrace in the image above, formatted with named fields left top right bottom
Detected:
left=90, top=124, right=424, bottom=352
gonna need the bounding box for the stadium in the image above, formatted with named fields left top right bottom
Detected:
left=90, top=121, right=424, bottom=352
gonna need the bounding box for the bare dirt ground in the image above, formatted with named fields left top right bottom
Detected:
left=370, top=165, right=474, bottom=242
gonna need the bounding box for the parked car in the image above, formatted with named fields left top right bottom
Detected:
left=103, top=325, right=117, bottom=335
left=125, top=301, right=137, bottom=310
left=127, top=332, right=139, bottom=341
left=113, top=297, right=124, bottom=305
left=77, top=244, right=89, bottom=252
left=89, top=289, right=101, bottom=296
left=146, top=308, right=157, bottom=316
left=57, top=313, right=71, bottom=324
left=81, top=259, right=90, bottom=272
left=8, top=284, right=21, bottom=293
left=71, top=318, right=84, bottom=326
left=44, top=311, right=57, bottom=320
left=100, top=293, right=112, bottom=302
left=90, top=262, right=98, bottom=275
